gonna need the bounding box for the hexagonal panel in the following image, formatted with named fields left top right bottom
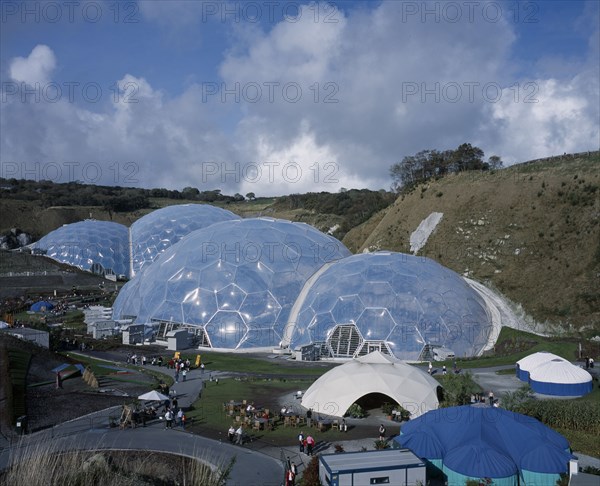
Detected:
left=206, top=312, right=248, bottom=349
left=217, top=284, right=246, bottom=311
left=356, top=308, right=396, bottom=340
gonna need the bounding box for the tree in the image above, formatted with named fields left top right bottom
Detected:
left=488, top=155, right=503, bottom=169
left=233, top=193, right=245, bottom=201
left=451, top=143, right=485, bottom=171
left=245, top=192, right=255, bottom=200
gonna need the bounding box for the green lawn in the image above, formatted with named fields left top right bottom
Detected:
left=438, top=327, right=579, bottom=369
left=178, top=351, right=337, bottom=376
left=185, top=377, right=359, bottom=446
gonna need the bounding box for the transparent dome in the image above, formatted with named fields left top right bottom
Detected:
left=130, top=204, right=238, bottom=277
left=290, top=252, right=492, bottom=360
left=32, top=220, right=129, bottom=277
left=113, top=218, right=351, bottom=349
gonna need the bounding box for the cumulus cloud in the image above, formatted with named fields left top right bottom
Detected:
left=9, top=44, right=56, bottom=85
left=1, top=3, right=598, bottom=196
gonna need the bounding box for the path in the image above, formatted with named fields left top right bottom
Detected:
left=0, top=362, right=283, bottom=485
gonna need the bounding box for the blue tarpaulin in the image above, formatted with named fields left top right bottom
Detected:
left=30, top=301, right=54, bottom=312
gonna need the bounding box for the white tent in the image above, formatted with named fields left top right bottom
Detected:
left=516, top=351, right=564, bottom=381
left=301, top=351, right=440, bottom=418
left=529, top=358, right=593, bottom=396
left=138, top=390, right=169, bottom=401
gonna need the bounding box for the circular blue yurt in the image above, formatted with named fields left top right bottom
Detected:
left=395, top=406, right=572, bottom=486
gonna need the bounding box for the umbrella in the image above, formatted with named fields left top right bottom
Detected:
left=138, top=390, right=169, bottom=401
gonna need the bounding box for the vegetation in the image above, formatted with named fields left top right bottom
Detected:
left=2, top=441, right=233, bottom=486
left=389, top=143, right=502, bottom=192
left=345, top=403, right=365, bottom=418
left=436, top=372, right=481, bottom=407
left=298, top=455, right=320, bottom=486
left=273, top=188, right=395, bottom=238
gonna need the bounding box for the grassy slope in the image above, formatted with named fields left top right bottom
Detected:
left=344, top=152, right=600, bottom=332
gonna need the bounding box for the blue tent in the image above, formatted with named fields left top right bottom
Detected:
left=395, top=406, right=572, bottom=486
left=30, top=301, right=55, bottom=312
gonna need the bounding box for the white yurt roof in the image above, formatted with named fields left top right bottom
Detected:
left=529, top=358, right=592, bottom=384
left=300, top=351, right=440, bottom=418
left=516, top=351, right=564, bottom=372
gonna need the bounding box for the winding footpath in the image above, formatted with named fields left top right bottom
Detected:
left=0, top=362, right=283, bottom=485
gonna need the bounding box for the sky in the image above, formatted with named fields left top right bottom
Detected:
left=1, top=0, right=598, bottom=196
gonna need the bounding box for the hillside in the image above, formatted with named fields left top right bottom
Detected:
left=343, top=151, right=600, bottom=333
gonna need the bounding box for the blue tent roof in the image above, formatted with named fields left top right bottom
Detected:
left=395, top=406, right=571, bottom=477
left=30, top=301, right=54, bottom=312
left=444, top=442, right=518, bottom=478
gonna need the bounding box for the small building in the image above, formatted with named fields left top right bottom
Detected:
left=167, top=329, right=190, bottom=351
left=122, top=324, right=146, bottom=345
left=319, top=449, right=425, bottom=486
left=2, top=327, right=49, bottom=348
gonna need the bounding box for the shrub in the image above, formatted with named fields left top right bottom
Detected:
left=373, top=439, right=389, bottom=450
left=299, top=455, right=321, bottom=486
left=345, top=403, right=365, bottom=418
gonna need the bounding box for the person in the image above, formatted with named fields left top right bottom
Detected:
left=165, top=409, right=173, bottom=429
left=442, top=365, right=447, bottom=375
left=181, top=413, right=186, bottom=429
left=182, top=368, right=187, bottom=381
left=228, top=424, right=236, bottom=442
left=585, top=357, right=590, bottom=369
left=175, top=370, right=179, bottom=383
left=285, top=467, right=295, bottom=486
left=281, top=406, right=288, bottom=415
left=470, top=394, right=475, bottom=404
left=201, top=363, right=205, bottom=373
left=177, top=408, right=183, bottom=427
left=590, top=358, right=595, bottom=369
left=235, top=424, right=244, bottom=445
left=142, top=356, right=147, bottom=366
left=298, top=431, right=305, bottom=453
left=428, top=361, right=432, bottom=374
left=341, top=418, right=348, bottom=432
left=379, top=424, right=386, bottom=440
left=489, top=390, right=494, bottom=406
left=306, top=435, right=315, bottom=455
left=306, top=408, right=313, bottom=428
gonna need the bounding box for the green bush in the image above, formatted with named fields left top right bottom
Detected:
left=345, top=403, right=365, bottom=418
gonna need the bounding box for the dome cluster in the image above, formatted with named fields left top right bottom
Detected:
left=32, top=204, right=494, bottom=357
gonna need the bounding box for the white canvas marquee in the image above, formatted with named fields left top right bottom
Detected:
left=301, top=351, right=441, bottom=418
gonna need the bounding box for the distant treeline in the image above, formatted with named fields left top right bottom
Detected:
left=0, top=179, right=246, bottom=212
left=390, top=143, right=503, bottom=192
left=274, top=189, right=396, bottom=235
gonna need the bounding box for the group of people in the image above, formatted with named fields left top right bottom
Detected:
left=470, top=391, right=498, bottom=407
left=173, top=358, right=192, bottom=383
left=228, top=423, right=245, bottom=444
left=297, top=431, right=316, bottom=455
left=163, top=398, right=186, bottom=429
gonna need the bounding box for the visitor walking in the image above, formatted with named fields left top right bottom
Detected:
left=379, top=424, right=386, bottom=441
left=306, top=435, right=315, bottom=455
left=235, top=424, right=244, bottom=445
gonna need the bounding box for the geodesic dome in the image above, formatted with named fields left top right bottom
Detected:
left=113, top=218, right=351, bottom=349
left=130, top=204, right=237, bottom=277
left=32, top=220, right=129, bottom=277
left=289, top=252, right=492, bottom=360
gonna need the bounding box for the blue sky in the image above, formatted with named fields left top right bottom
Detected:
left=1, top=1, right=598, bottom=195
